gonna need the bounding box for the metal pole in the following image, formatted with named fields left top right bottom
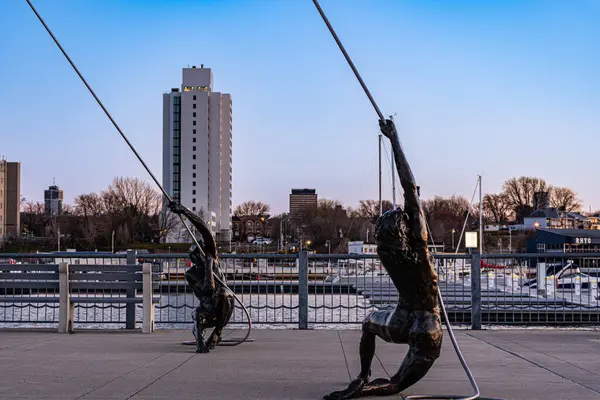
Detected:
left=24, top=0, right=204, bottom=258
left=279, top=217, right=283, bottom=252
left=312, top=0, right=384, bottom=122
left=390, top=115, right=396, bottom=209
left=391, top=147, right=396, bottom=209
left=479, top=175, right=483, bottom=255
left=24, top=0, right=254, bottom=345
left=470, top=251, right=482, bottom=330
left=298, top=250, right=309, bottom=330
left=379, top=134, right=383, bottom=215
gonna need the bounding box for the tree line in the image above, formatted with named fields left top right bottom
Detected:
left=16, top=177, right=177, bottom=251
left=234, top=176, right=590, bottom=253
left=6, top=175, right=590, bottom=253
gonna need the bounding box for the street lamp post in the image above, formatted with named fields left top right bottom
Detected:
left=325, top=239, right=331, bottom=270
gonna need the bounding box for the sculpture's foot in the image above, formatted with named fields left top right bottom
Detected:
left=196, top=341, right=210, bottom=354
left=323, top=378, right=365, bottom=400
left=206, top=334, right=221, bottom=349
left=361, top=378, right=400, bottom=397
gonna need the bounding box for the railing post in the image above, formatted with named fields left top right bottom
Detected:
left=58, top=262, right=73, bottom=333
left=126, top=250, right=137, bottom=329
left=142, top=263, right=155, bottom=333
left=298, top=250, right=309, bottom=330
left=470, top=251, right=482, bottom=330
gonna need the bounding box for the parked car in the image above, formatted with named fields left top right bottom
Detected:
left=252, top=238, right=272, bottom=245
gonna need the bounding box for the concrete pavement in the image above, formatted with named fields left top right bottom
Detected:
left=0, top=328, right=599, bottom=399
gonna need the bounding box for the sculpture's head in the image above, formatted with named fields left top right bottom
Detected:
left=374, top=208, right=410, bottom=254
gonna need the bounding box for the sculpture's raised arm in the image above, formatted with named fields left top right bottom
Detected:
left=168, top=201, right=217, bottom=258
left=378, top=118, right=428, bottom=244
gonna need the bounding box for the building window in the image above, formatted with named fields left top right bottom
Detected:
left=183, top=86, right=195, bottom=92
left=193, top=103, right=196, bottom=109
left=193, top=120, right=196, bottom=126
left=193, top=95, right=196, bottom=100
left=193, top=129, right=196, bottom=134
left=193, top=173, right=196, bottom=178
left=192, top=198, right=196, bottom=204
left=193, top=137, right=196, bottom=143
left=193, top=164, right=196, bottom=170
left=193, top=190, right=196, bottom=195
left=192, top=207, right=196, bottom=211
left=193, top=181, right=196, bottom=187
left=197, top=86, right=208, bottom=91
left=193, top=112, right=196, bottom=118
left=537, top=243, right=546, bottom=252
left=192, top=154, right=196, bottom=160
left=193, top=146, right=196, bottom=151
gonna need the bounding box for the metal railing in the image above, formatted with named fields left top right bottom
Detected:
left=1, top=251, right=599, bottom=330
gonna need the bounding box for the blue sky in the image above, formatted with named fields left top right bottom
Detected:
left=1, top=0, right=598, bottom=214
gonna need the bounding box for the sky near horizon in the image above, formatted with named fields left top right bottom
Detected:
left=1, top=0, right=598, bottom=214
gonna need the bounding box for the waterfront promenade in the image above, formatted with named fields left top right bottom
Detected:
left=0, top=328, right=599, bottom=399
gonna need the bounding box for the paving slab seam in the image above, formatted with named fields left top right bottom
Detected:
left=506, top=340, right=600, bottom=378
left=465, top=333, right=600, bottom=397
left=337, top=331, right=352, bottom=381
left=125, top=352, right=198, bottom=399
left=373, top=353, right=407, bottom=400
left=73, top=346, right=182, bottom=400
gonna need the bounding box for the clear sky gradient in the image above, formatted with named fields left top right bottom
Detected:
left=1, top=0, right=598, bottom=214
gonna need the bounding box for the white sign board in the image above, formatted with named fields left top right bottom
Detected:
left=465, top=232, right=478, bottom=249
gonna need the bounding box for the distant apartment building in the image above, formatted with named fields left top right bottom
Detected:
left=162, top=65, right=232, bottom=242
left=289, top=189, right=318, bottom=217
left=44, top=183, right=64, bottom=216
left=0, top=160, right=21, bottom=239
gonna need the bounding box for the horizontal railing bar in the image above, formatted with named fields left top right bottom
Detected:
left=0, top=264, right=59, bottom=271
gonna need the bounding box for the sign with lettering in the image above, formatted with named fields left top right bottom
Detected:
left=574, top=237, right=592, bottom=245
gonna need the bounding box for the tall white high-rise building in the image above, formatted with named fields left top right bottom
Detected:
left=162, top=65, right=232, bottom=242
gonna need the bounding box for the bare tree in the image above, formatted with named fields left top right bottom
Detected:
left=101, top=177, right=163, bottom=243
left=550, top=187, right=582, bottom=212
left=502, top=176, right=551, bottom=221
left=299, top=199, right=349, bottom=246
left=62, top=204, right=74, bottom=215
left=21, top=201, right=46, bottom=237
left=482, top=193, right=512, bottom=224
left=74, top=193, right=106, bottom=247
left=421, top=195, right=472, bottom=240
left=234, top=201, right=270, bottom=217
left=351, top=199, right=393, bottom=220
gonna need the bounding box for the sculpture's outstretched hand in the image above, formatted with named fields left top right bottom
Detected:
left=379, top=118, right=397, bottom=140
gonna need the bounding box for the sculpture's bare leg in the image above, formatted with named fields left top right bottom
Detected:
left=206, top=292, right=234, bottom=349
left=194, top=307, right=210, bottom=353
left=362, top=312, right=443, bottom=396
left=324, top=310, right=406, bottom=400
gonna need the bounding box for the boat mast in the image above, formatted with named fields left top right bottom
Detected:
left=379, top=134, right=383, bottom=216
left=479, top=174, right=483, bottom=254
